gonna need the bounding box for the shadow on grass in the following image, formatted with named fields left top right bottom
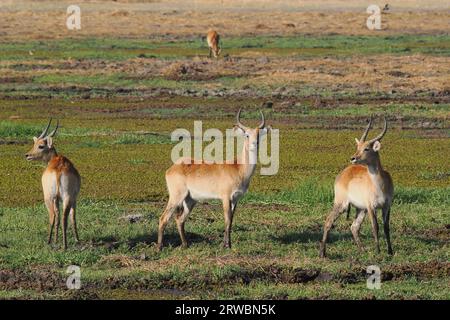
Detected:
left=88, top=235, right=121, bottom=250
left=414, top=236, right=448, bottom=247
left=271, top=230, right=353, bottom=244
left=127, top=231, right=210, bottom=249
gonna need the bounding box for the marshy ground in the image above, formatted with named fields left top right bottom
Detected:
left=0, top=0, right=449, bottom=299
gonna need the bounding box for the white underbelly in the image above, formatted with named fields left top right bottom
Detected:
left=348, top=195, right=366, bottom=209
left=188, top=186, right=246, bottom=202
left=347, top=184, right=386, bottom=209
left=189, top=188, right=221, bottom=201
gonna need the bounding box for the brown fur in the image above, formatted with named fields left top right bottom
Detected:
left=336, top=164, right=393, bottom=198
left=319, top=120, right=394, bottom=258
left=26, top=122, right=81, bottom=249
left=46, top=155, right=80, bottom=176
left=207, top=30, right=221, bottom=58
left=157, top=110, right=269, bottom=250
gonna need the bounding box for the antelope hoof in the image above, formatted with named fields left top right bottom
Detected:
left=388, top=248, right=394, bottom=255
left=181, top=242, right=189, bottom=249
left=156, top=244, right=163, bottom=252
left=223, top=242, right=231, bottom=249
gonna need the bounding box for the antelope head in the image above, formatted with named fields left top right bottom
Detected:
left=234, top=108, right=270, bottom=152
left=351, top=116, right=387, bottom=165
left=25, top=118, right=59, bottom=162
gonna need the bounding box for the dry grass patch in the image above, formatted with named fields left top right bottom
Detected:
left=1, top=2, right=449, bottom=40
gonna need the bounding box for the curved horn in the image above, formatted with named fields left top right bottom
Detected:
left=258, top=110, right=265, bottom=129
left=360, top=116, right=373, bottom=142
left=48, top=119, right=59, bottom=137
left=369, top=117, right=387, bottom=143
left=236, top=108, right=248, bottom=130
left=38, top=118, right=52, bottom=139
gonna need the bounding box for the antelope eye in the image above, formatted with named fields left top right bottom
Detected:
left=364, top=147, right=370, bottom=151
left=38, top=145, right=45, bottom=149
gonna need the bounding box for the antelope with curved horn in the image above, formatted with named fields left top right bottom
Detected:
left=25, top=119, right=81, bottom=250
left=319, top=117, right=394, bottom=258
left=157, top=109, right=271, bottom=250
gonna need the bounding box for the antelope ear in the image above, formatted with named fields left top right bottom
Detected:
left=233, top=125, right=245, bottom=136
left=372, top=140, right=381, bottom=152
left=33, top=137, right=38, bottom=143
left=46, top=137, right=53, bottom=148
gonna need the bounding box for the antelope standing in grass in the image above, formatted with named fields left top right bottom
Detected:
left=206, top=30, right=221, bottom=58
left=319, top=117, right=394, bottom=258
left=157, top=109, right=270, bottom=250
left=25, top=119, right=81, bottom=250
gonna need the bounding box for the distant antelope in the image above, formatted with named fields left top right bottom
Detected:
left=157, top=109, right=270, bottom=250
left=206, top=30, right=221, bottom=58
left=319, top=117, right=394, bottom=258
left=25, top=119, right=81, bottom=250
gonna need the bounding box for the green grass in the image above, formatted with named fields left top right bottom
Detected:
left=0, top=33, right=448, bottom=299
left=113, top=133, right=173, bottom=145
left=284, top=103, right=450, bottom=118
left=0, top=115, right=448, bottom=299
left=245, top=178, right=334, bottom=206
left=0, top=121, right=110, bottom=140
left=1, top=35, right=449, bottom=61
left=0, top=121, right=43, bottom=138
left=0, top=181, right=448, bottom=299
left=224, top=34, right=450, bottom=53
left=0, top=115, right=448, bottom=207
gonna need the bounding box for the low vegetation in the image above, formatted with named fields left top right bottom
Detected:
left=0, top=3, right=448, bottom=298
left=0, top=106, right=448, bottom=299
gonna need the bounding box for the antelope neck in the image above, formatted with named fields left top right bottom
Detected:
left=366, top=155, right=384, bottom=183
left=239, top=140, right=257, bottom=181
left=43, top=148, right=58, bottom=164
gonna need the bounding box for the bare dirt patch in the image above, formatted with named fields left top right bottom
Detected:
left=382, top=261, right=450, bottom=281
left=0, top=76, right=33, bottom=84
left=0, top=267, right=65, bottom=291
left=334, top=260, right=450, bottom=284
left=407, top=224, right=450, bottom=244
left=160, top=59, right=248, bottom=81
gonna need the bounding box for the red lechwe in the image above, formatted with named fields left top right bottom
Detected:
left=25, top=119, right=81, bottom=250
left=157, top=109, right=271, bottom=250
left=319, top=117, right=394, bottom=258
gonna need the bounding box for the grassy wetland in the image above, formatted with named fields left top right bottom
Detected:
left=0, top=0, right=449, bottom=300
